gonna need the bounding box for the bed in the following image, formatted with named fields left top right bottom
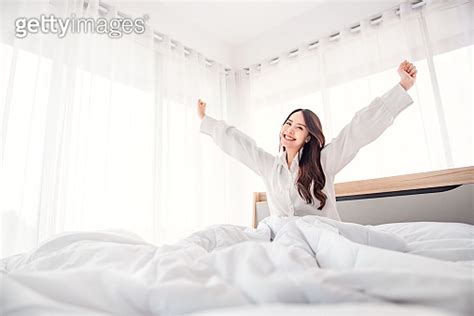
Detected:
left=1, top=167, right=473, bottom=315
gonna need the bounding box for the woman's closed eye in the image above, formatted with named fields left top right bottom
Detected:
left=286, top=122, right=303, bottom=130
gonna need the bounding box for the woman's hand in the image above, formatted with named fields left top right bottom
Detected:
left=197, top=99, right=207, bottom=120
left=398, top=60, right=417, bottom=91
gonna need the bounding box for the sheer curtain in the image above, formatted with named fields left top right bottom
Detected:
left=241, top=0, right=473, bottom=188
left=0, top=0, right=247, bottom=258
left=1, top=0, right=472, bottom=259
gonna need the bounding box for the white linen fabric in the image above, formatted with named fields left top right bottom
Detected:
left=191, top=303, right=458, bottom=316
left=200, top=83, right=414, bottom=220
left=0, top=0, right=234, bottom=258
left=373, top=221, right=474, bottom=263
left=239, top=0, right=473, bottom=188
left=1, top=217, right=472, bottom=315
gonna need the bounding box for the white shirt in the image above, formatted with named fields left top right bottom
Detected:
left=200, top=83, right=414, bottom=221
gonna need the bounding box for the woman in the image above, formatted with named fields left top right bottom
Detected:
left=197, top=60, right=417, bottom=221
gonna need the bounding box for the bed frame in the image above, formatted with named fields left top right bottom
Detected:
left=252, top=166, right=474, bottom=228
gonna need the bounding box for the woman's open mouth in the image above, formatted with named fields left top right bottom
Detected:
left=283, top=134, right=295, bottom=141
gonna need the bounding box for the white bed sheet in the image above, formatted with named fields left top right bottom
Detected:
left=192, top=302, right=458, bottom=315
left=372, top=221, right=474, bottom=263
left=1, top=216, right=473, bottom=316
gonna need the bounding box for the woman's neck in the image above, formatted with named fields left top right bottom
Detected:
left=286, top=148, right=298, bottom=168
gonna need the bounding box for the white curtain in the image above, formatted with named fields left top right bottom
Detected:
left=0, top=0, right=250, bottom=258
left=1, top=0, right=472, bottom=259
left=241, top=0, right=473, bottom=188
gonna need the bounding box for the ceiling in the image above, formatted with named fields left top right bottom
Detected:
left=156, top=1, right=328, bottom=46
left=118, top=0, right=404, bottom=68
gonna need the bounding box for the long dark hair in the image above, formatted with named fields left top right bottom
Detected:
left=279, top=109, right=327, bottom=210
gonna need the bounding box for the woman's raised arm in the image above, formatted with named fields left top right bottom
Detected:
left=321, top=61, right=417, bottom=176
left=197, top=99, right=274, bottom=178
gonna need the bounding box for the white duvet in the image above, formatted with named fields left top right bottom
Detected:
left=1, top=216, right=473, bottom=315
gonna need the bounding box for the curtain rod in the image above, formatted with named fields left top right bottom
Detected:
left=86, top=0, right=230, bottom=72
left=243, top=0, right=427, bottom=74
left=51, top=0, right=426, bottom=76
left=49, top=0, right=232, bottom=73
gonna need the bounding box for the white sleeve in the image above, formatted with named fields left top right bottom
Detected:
left=321, top=83, right=414, bottom=176
left=200, top=115, right=275, bottom=178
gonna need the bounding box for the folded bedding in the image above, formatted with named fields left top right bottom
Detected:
left=1, top=216, right=472, bottom=315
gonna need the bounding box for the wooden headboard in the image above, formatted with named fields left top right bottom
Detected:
left=252, top=166, right=474, bottom=228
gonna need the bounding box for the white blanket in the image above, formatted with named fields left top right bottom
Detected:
left=1, top=216, right=472, bottom=315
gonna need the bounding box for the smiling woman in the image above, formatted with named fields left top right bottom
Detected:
left=197, top=61, right=417, bottom=221
left=280, top=109, right=327, bottom=210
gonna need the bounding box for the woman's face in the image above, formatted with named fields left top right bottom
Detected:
left=280, top=111, right=310, bottom=151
